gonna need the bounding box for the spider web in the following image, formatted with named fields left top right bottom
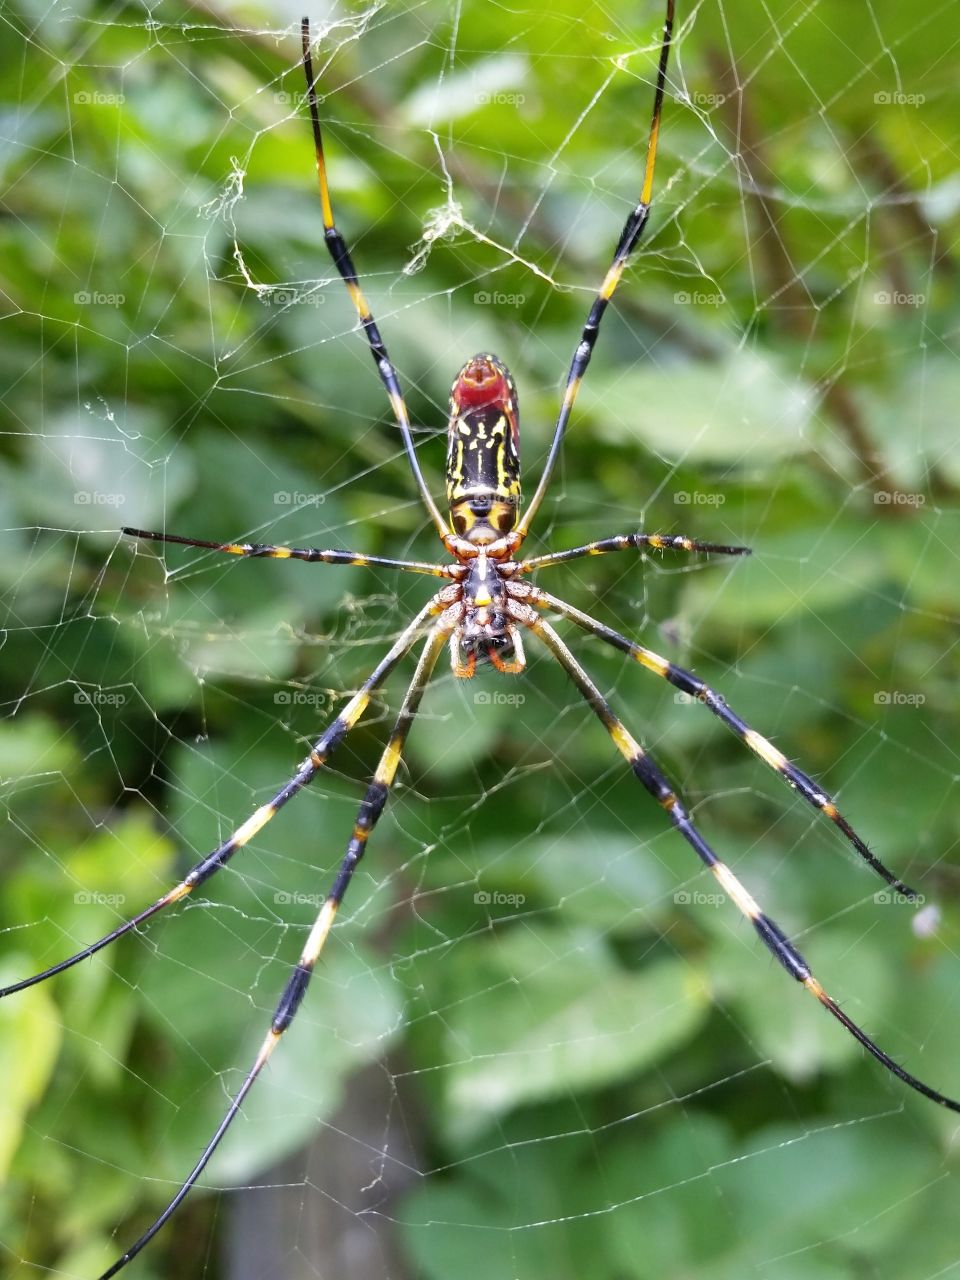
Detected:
left=2, top=1, right=960, bottom=1277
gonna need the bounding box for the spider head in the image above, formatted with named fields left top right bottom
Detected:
left=446, top=353, right=521, bottom=545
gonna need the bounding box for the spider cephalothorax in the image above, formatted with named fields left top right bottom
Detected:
left=446, top=547, right=528, bottom=676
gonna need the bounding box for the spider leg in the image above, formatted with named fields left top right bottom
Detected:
left=0, top=592, right=450, bottom=1000
left=518, top=531, right=751, bottom=573
left=526, top=587, right=918, bottom=898
left=488, top=625, right=526, bottom=675
left=300, top=22, right=448, bottom=541
left=522, top=611, right=960, bottom=1114
left=97, top=619, right=451, bottom=1279
left=518, top=0, right=674, bottom=536
left=123, top=527, right=458, bottom=578
left=448, top=625, right=476, bottom=677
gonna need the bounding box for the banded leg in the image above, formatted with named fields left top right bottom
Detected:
left=98, top=620, right=450, bottom=1279
left=0, top=593, right=447, bottom=1001
left=518, top=0, right=674, bottom=535
left=529, top=587, right=917, bottom=898
left=124, top=527, right=458, bottom=578
left=519, top=531, right=750, bottom=573
left=300, top=22, right=448, bottom=540
left=525, top=613, right=960, bottom=1114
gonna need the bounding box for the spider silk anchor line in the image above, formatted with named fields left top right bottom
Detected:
left=5, top=3, right=958, bottom=1275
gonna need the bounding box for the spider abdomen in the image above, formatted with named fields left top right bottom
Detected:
left=446, top=353, right=521, bottom=543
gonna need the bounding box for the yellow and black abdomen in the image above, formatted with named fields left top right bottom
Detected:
left=445, top=353, right=521, bottom=544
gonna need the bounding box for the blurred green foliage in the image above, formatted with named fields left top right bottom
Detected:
left=2, top=1, right=960, bottom=1277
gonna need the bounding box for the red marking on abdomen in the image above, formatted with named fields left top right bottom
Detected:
left=452, top=355, right=510, bottom=411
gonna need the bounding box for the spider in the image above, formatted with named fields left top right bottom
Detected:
left=6, top=3, right=958, bottom=1275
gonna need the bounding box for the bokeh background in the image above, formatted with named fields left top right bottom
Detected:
left=2, top=1, right=960, bottom=1277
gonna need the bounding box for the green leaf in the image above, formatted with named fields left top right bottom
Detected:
left=679, top=523, right=887, bottom=630
left=0, top=713, right=79, bottom=782
left=0, top=957, right=61, bottom=1179
left=582, top=348, right=814, bottom=464
left=441, top=926, right=710, bottom=1139
left=205, top=941, right=405, bottom=1184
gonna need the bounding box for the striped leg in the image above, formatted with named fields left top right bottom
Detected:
left=300, top=22, right=448, bottom=540
left=124, top=527, right=457, bottom=578
left=528, top=587, right=918, bottom=898
left=525, top=613, right=960, bottom=1114
left=98, top=620, right=451, bottom=1279
left=519, top=531, right=751, bottom=573
left=0, top=593, right=446, bottom=1001
left=518, top=0, right=674, bottom=535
